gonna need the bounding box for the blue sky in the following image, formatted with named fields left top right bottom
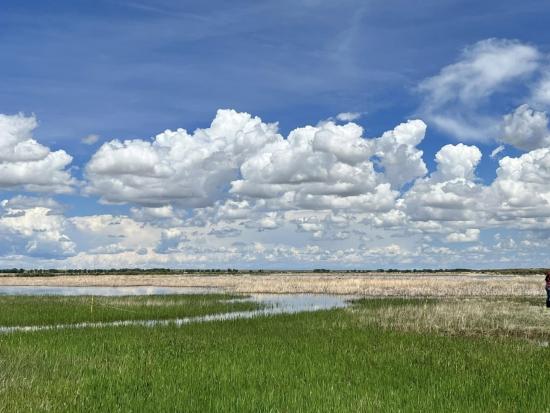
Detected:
left=1, top=0, right=550, bottom=268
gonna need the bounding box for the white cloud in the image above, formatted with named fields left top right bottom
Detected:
left=7, top=98, right=550, bottom=267
left=335, top=112, right=362, bottom=122
left=490, top=145, right=505, bottom=159
left=0, top=114, right=75, bottom=193
left=445, top=228, right=480, bottom=243
left=366, top=209, right=407, bottom=229
left=81, top=134, right=100, bottom=145
left=85, top=109, right=280, bottom=207
left=88, top=243, right=133, bottom=255
left=1, top=195, right=65, bottom=214
left=70, top=214, right=162, bottom=251
left=73, top=107, right=550, bottom=267
left=434, top=143, right=482, bottom=181
left=257, top=212, right=282, bottom=231
left=403, top=143, right=486, bottom=227
left=532, top=73, right=550, bottom=106
left=418, top=39, right=540, bottom=141
left=0, top=200, right=76, bottom=258
left=86, top=110, right=429, bottom=213
left=490, top=148, right=550, bottom=214
left=373, top=119, right=427, bottom=188
left=231, top=121, right=395, bottom=211
left=398, top=139, right=550, bottom=239
left=231, top=119, right=427, bottom=211
left=291, top=211, right=349, bottom=239
left=214, top=200, right=253, bottom=221
left=131, top=205, right=175, bottom=219
left=500, top=104, right=550, bottom=150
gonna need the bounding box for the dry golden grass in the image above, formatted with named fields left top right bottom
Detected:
left=350, top=297, right=550, bottom=340
left=0, top=273, right=545, bottom=297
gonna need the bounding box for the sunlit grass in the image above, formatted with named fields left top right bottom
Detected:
left=0, top=294, right=259, bottom=327
left=1, top=296, right=550, bottom=412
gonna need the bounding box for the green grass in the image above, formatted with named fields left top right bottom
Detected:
left=0, top=294, right=260, bottom=327
left=1, top=297, right=550, bottom=412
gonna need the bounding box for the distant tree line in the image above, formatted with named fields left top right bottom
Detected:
left=0, top=268, right=246, bottom=276
left=0, top=267, right=546, bottom=276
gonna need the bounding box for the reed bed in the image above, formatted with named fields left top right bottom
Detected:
left=350, top=297, right=550, bottom=341
left=0, top=273, right=544, bottom=296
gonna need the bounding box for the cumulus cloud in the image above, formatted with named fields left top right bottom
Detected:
left=250, top=212, right=281, bottom=231
left=155, top=228, right=187, bottom=254
left=231, top=119, right=427, bottom=211
left=88, top=243, right=133, bottom=255
left=85, top=109, right=281, bottom=207
left=373, top=119, right=427, bottom=188
left=129, top=205, right=183, bottom=227
left=490, top=148, right=550, bottom=216
left=500, top=105, right=550, bottom=150
left=402, top=143, right=486, bottom=230
left=75, top=106, right=550, bottom=267
left=1, top=195, right=65, bottom=214
left=0, top=199, right=76, bottom=258
left=445, top=228, right=480, bottom=243
left=85, top=110, right=428, bottom=213
left=434, top=143, right=482, bottom=181
left=418, top=38, right=540, bottom=141
left=399, top=138, right=550, bottom=238
left=0, top=114, right=75, bottom=193
left=6, top=100, right=550, bottom=268
left=70, top=214, right=162, bottom=252
left=231, top=121, right=397, bottom=211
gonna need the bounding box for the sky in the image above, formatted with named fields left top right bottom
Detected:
left=1, top=0, right=550, bottom=269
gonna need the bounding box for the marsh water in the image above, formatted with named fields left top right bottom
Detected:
left=0, top=286, right=354, bottom=334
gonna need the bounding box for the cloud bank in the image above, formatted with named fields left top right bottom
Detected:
left=2, top=38, right=550, bottom=268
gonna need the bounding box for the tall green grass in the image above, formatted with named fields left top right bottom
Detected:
left=0, top=294, right=259, bottom=327
left=1, top=298, right=549, bottom=412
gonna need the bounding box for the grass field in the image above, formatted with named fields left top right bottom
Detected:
left=1, top=295, right=550, bottom=412
left=0, top=294, right=260, bottom=327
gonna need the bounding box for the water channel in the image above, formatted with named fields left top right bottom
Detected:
left=0, top=285, right=355, bottom=334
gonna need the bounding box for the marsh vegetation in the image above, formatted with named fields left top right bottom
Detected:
left=350, top=297, right=550, bottom=341
left=0, top=294, right=260, bottom=327
left=0, top=273, right=543, bottom=296
left=1, top=293, right=549, bottom=411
